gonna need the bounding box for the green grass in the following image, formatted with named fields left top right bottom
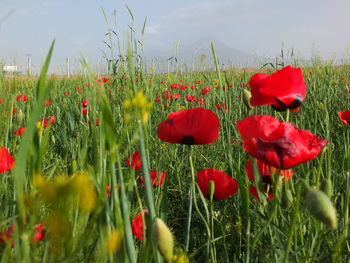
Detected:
left=0, top=50, right=350, bottom=263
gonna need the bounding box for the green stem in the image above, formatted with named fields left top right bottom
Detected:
left=138, top=123, right=156, bottom=220
left=188, top=147, right=214, bottom=261
left=285, top=109, right=290, bottom=122
left=209, top=183, right=217, bottom=262
left=283, top=182, right=301, bottom=263
left=211, top=42, right=223, bottom=88
left=184, top=186, right=193, bottom=250
left=115, top=152, right=137, bottom=263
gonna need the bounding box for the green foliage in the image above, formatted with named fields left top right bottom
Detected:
left=0, top=48, right=350, bottom=262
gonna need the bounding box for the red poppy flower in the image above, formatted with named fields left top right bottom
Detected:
left=164, top=92, right=173, bottom=101
left=0, top=98, right=3, bottom=104
left=249, top=66, right=306, bottom=112
left=45, top=100, right=51, bottom=107
left=201, top=86, right=211, bottom=95
left=39, top=118, right=49, bottom=128
left=16, top=94, right=27, bottom=102
left=185, top=95, right=196, bottom=102
left=215, top=102, right=227, bottom=111
left=196, top=97, right=205, bottom=105
left=338, top=110, right=350, bottom=124
left=197, top=169, right=238, bottom=200
left=33, top=223, right=45, bottom=242
left=157, top=107, right=219, bottom=145
left=82, top=99, right=88, bottom=108
left=180, top=85, right=187, bottom=90
left=245, top=159, right=293, bottom=183
left=170, top=83, right=180, bottom=89
left=102, top=77, right=109, bottom=83
left=95, top=118, right=100, bottom=126
left=195, top=80, right=202, bottom=84
left=82, top=107, right=88, bottom=115
left=0, top=147, right=15, bottom=173
left=64, top=92, right=70, bottom=96
left=126, top=152, right=142, bottom=170
left=249, top=187, right=273, bottom=202
left=237, top=115, right=327, bottom=169
left=0, top=224, right=14, bottom=247
left=49, top=116, right=56, bottom=124
left=131, top=210, right=148, bottom=240
left=139, top=171, right=166, bottom=187
left=75, top=86, right=82, bottom=93
left=14, top=127, right=26, bottom=136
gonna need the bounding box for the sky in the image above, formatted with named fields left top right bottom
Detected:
left=0, top=0, right=349, bottom=74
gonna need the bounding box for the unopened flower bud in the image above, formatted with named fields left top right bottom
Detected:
left=305, top=189, right=337, bottom=229
left=17, top=109, right=23, bottom=122
left=209, top=181, right=215, bottom=201
left=153, top=218, right=174, bottom=262
left=242, top=89, right=253, bottom=110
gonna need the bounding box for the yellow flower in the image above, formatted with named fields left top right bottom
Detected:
left=172, top=254, right=189, bottom=263
left=123, top=100, right=132, bottom=110
left=36, top=121, right=44, bottom=133
left=123, top=90, right=152, bottom=123
left=70, top=172, right=97, bottom=212
left=105, top=229, right=123, bottom=253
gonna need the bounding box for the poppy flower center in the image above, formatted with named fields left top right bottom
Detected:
left=261, top=175, right=272, bottom=184
left=182, top=136, right=195, bottom=145
left=272, top=94, right=303, bottom=111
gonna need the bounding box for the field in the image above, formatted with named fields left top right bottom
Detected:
left=0, top=42, right=350, bottom=263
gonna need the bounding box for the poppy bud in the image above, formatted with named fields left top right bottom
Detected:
left=17, top=109, right=23, bottom=122
left=153, top=218, right=174, bottom=262
left=320, top=179, right=333, bottom=198
left=305, top=189, right=337, bottom=229
left=209, top=181, right=215, bottom=201
left=242, top=89, right=253, bottom=110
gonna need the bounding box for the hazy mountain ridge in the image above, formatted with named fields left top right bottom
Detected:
left=144, top=37, right=260, bottom=72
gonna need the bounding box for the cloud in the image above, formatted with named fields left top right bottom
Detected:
left=145, top=25, right=158, bottom=35
left=161, top=0, right=277, bottom=27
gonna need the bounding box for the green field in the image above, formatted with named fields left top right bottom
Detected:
left=0, top=43, right=349, bottom=263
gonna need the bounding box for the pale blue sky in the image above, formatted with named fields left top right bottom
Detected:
left=1, top=0, right=349, bottom=73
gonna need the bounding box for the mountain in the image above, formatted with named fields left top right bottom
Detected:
left=143, top=37, right=259, bottom=72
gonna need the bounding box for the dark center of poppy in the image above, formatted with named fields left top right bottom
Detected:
left=261, top=175, right=272, bottom=184
left=288, top=94, right=303, bottom=110
left=272, top=94, right=303, bottom=111
left=182, top=136, right=195, bottom=145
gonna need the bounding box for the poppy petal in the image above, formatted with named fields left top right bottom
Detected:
left=197, top=168, right=238, bottom=200
left=157, top=107, right=220, bottom=145
left=0, top=147, right=15, bottom=173
left=338, top=110, right=350, bottom=124
left=237, top=115, right=327, bottom=169
left=249, top=66, right=306, bottom=111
